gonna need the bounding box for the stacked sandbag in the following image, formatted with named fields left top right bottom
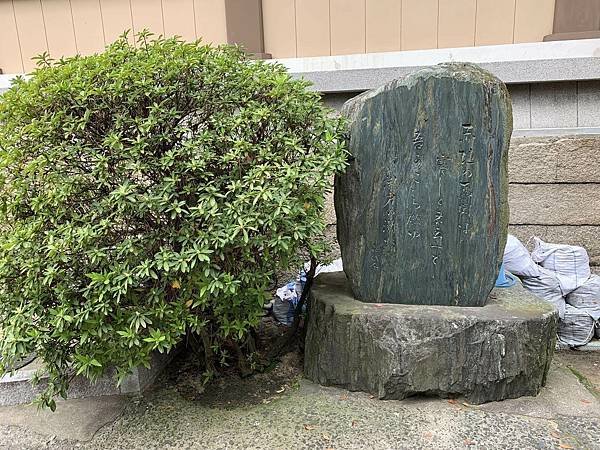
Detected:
left=503, top=235, right=566, bottom=319
left=557, top=305, right=597, bottom=347
left=566, top=274, right=600, bottom=320
left=531, top=237, right=590, bottom=295
left=503, top=235, right=543, bottom=278
left=504, top=235, right=600, bottom=347
left=520, top=268, right=566, bottom=320
left=561, top=274, right=600, bottom=346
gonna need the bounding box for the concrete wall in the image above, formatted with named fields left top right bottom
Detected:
left=511, top=81, right=600, bottom=131
left=262, top=0, right=556, bottom=58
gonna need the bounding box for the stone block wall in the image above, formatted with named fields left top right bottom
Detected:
left=508, top=135, right=600, bottom=269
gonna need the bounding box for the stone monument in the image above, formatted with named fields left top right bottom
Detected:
left=336, top=63, right=509, bottom=307
left=305, top=63, right=558, bottom=404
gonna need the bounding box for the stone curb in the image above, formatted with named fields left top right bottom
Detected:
left=0, top=350, right=174, bottom=406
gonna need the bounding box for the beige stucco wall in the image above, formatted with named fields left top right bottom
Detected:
left=0, top=0, right=228, bottom=73
left=263, top=0, right=556, bottom=58
left=1, top=0, right=556, bottom=73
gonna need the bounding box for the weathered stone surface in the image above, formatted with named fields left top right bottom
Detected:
left=304, top=272, right=558, bottom=404
left=509, top=136, right=600, bottom=184
left=335, top=63, right=511, bottom=306
left=509, top=184, right=600, bottom=225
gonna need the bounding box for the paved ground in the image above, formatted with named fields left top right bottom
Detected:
left=0, top=350, right=598, bottom=450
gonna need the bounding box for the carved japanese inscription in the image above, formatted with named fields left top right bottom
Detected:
left=335, top=63, right=512, bottom=306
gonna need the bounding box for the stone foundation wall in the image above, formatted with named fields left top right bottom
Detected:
left=508, top=135, right=600, bottom=269
left=324, top=134, right=600, bottom=271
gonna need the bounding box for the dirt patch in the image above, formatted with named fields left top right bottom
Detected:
left=163, top=317, right=304, bottom=409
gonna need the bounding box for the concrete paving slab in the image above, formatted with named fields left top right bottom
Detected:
left=83, top=376, right=599, bottom=450
left=577, top=340, right=600, bottom=353
left=479, top=359, right=600, bottom=419
left=0, top=395, right=127, bottom=442
left=0, top=355, right=597, bottom=449
left=556, top=350, right=600, bottom=396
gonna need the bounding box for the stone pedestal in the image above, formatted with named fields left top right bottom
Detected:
left=305, top=272, right=558, bottom=404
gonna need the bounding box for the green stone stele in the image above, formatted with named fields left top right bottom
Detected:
left=335, top=63, right=512, bottom=306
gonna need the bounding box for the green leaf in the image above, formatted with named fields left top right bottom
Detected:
left=0, top=30, right=347, bottom=410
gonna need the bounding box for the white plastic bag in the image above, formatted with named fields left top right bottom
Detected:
left=566, top=274, right=600, bottom=320
left=315, top=258, right=343, bottom=276
left=530, top=237, right=590, bottom=294
left=304, top=258, right=344, bottom=276
left=273, top=259, right=344, bottom=326
left=557, top=305, right=596, bottom=347
left=521, top=267, right=566, bottom=319
left=503, top=234, right=542, bottom=278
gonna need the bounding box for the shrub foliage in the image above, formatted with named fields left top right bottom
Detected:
left=0, top=33, right=346, bottom=408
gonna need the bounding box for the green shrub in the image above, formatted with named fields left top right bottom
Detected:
left=0, top=32, right=347, bottom=409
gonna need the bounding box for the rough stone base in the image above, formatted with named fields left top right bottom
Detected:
left=305, top=272, right=558, bottom=404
